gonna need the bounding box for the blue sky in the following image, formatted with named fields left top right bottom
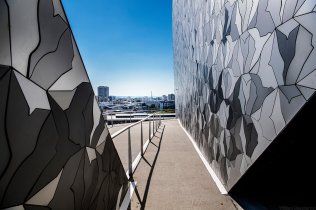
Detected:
left=62, top=0, right=174, bottom=97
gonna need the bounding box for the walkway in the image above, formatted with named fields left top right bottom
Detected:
left=110, top=119, right=240, bottom=210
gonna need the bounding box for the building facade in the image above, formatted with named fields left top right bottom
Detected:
left=0, top=1, right=127, bottom=209
left=160, top=100, right=175, bottom=110
left=167, top=93, right=175, bottom=101
left=98, top=86, right=109, bottom=101
left=173, top=0, right=316, bottom=202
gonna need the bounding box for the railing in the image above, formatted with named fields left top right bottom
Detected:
left=111, top=113, right=162, bottom=178
left=105, top=112, right=175, bottom=126
left=111, top=113, right=162, bottom=210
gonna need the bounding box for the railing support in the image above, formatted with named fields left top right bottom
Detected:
left=155, top=115, right=157, bottom=131
left=111, top=114, right=113, bottom=127
left=152, top=114, right=154, bottom=135
left=128, top=128, right=132, bottom=177
left=110, top=112, right=162, bottom=179
left=141, top=121, right=143, bottom=156
left=149, top=119, right=151, bottom=140
left=159, top=114, right=161, bottom=126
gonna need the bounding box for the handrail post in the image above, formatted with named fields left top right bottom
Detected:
left=152, top=114, right=155, bottom=135
left=128, top=128, right=132, bottom=177
left=141, top=121, right=143, bottom=156
left=160, top=115, right=161, bottom=125
left=149, top=118, right=151, bottom=140
left=111, top=114, right=113, bottom=127
left=159, top=114, right=161, bottom=126
left=155, top=114, right=157, bottom=131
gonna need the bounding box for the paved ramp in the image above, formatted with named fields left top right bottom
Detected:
left=110, top=119, right=240, bottom=210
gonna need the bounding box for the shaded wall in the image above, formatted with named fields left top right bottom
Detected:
left=173, top=0, right=316, bottom=191
left=0, top=0, right=127, bottom=209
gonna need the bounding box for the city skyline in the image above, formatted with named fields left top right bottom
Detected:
left=97, top=84, right=175, bottom=98
left=62, top=0, right=174, bottom=96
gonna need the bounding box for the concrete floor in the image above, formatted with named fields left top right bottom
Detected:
left=109, top=119, right=241, bottom=210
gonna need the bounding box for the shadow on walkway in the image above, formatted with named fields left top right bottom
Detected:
left=129, top=125, right=165, bottom=210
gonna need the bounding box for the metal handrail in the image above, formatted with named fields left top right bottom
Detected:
left=114, top=113, right=162, bottom=210
left=111, top=113, right=162, bottom=177
left=105, top=112, right=175, bottom=127
left=111, top=113, right=154, bottom=139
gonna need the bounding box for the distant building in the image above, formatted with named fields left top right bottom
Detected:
left=160, top=100, right=175, bottom=110
left=142, top=96, right=149, bottom=102
left=108, top=96, right=115, bottom=101
left=167, top=94, right=175, bottom=101
left=98, top=86, right=109, bottom=102
left=145, top=101, right=160, bottom=109
left=162, top=95, right=167, bottom=100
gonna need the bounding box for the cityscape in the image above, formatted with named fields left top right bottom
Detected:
left=97, top=86, right=175, bottom=124
left=97, top=85, right=175, bottom=112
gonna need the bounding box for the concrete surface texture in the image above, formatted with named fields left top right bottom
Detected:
left=110, top=119, right=241, bottom=210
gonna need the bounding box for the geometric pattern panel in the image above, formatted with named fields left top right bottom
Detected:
left=0, top=0, right=128, bottom=209
left=173, top=0, right=316, bottom=190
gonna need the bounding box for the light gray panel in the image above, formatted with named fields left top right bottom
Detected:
left=89, top=99, right=101, bottom=145
left=230, top=4, right=241, bottom=41
left=8, top=0, right=39, bottom=76
left=86, top=147, right=96, bottom=163
left=48, top=88, right=77, bottom=110
left=295, top=0, right=316, bottom=16
left=246, top=35, right=256, bottom=72
left=297, top=85, right=315, bottom=100
left=30, top=29, right=73, bottom=89
left=26, top=170, right=63, bottom=206
left=238, top=83, right=247, bottom=114
left=257, top=33, right=278, bottom=88
left=269, top=32, right=284, bottom=86
left=96, top=141, right=106, bottom=155
left=28, top=0, right=68, bottom=78
left=283, top=0, right=298, bottom=22
left=295, top=0, right=307, bottom=13
left=279, top=90, right=306, bottom=123
left=277, top=19, right=299, bottom=38
left=49, top=36, right=89, bottom=91
left=298, top=69, right=316, bottom=89
left=0, top=0, right=11, bottom=66
left=286, top=26, right=313, bottom=85
left=245, top=82, right=257, bottom=115
left=2, top=205, right=25, bottom=210
left=255, top=0, right=276, bottom=36
left=258, top=90, right=277, bottom=140
left=14, top=71, right=50, bottom=114
left=279, top=85, right=302, bottom=102
left=266, top=0, right=282, bottom=26
left=295, top=13, right=316, bottom=82
left=248, top=28, right=271, bottom=70
left=52, top=0, right=68, bottom=23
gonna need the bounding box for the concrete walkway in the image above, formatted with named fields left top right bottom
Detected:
left=110, top=119, right=240, bottom=210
